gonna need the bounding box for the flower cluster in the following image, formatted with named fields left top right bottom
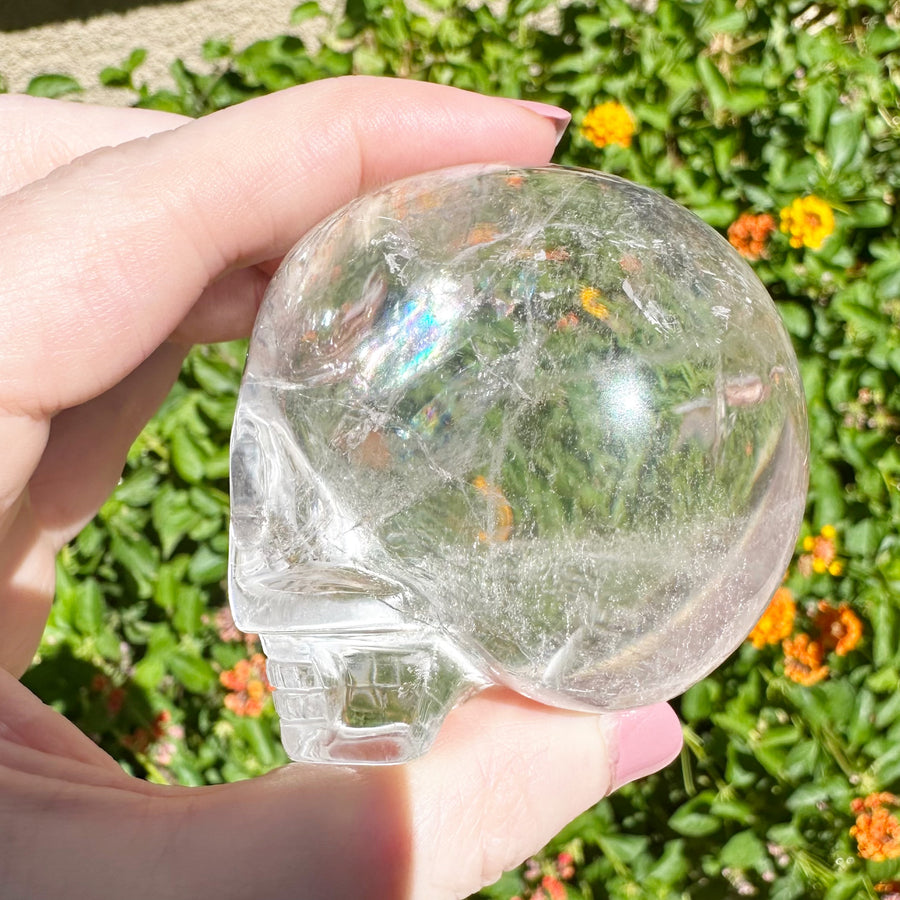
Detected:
left=747, top=535, right=862, bottom=686
left=779, top=195, right=835, bottom=249
left=798, top=524, right=844, bottom=576
left=220, top=653, right=273, bottom=717
left=726, top=197, right=835, bottom=258
left=851, top=793, right=900, bottom=861
left=512, top=850, right=578, bottom=900
left=727, top=212, right=777, bottom=260
left=777, top=599, right=863, bottom=685
left=748, top=586, right=796, bottom=649
left=581, top=101, right=635, bottom=149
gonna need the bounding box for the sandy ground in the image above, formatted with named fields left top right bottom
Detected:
left=0, top=0, right=331, bottom=105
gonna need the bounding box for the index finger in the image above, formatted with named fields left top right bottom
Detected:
left=0, top=77, right=567, bottom=417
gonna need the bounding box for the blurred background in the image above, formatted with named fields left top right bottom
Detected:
left=2, top=1, right=900, bottom=898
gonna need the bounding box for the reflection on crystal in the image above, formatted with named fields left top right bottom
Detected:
left=229, top=164, right=809, bottom=764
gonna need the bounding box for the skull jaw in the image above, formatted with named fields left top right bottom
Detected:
left=229, top=551, right=490, bottom=763
left=259, top=629, right=487, bottom=764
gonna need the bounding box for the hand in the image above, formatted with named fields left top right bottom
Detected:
left=0, top=79, right=682, bottom=899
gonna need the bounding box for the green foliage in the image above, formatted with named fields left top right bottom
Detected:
left=25, top=73, right=82, bottom=98
left=15, top=0, right=900, bottom=896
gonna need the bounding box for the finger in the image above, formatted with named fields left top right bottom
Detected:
left=0, top=95, right=186, bottom=195
left=0, top=343, right=188, bottom=676
left=168, top=263, right=270, bottom=345
left=0, top=667, right=125, bottom=774
left=0, top=685, right=680, bottom=899
left=159, top=691, right=680, bottom=900
left=406, top=690, right=683, bottom=899
left=0, top=77, right=565, bottom=418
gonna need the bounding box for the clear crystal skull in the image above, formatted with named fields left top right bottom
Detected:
left=228, top=164, right=808, bottom=765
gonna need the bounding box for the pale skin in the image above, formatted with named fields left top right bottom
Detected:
left=0, top=78, right=683, bottom=899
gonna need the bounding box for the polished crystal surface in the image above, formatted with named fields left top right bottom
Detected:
left=229, top=165, right=809, bottom=764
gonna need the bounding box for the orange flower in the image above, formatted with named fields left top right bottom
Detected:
left=748, top=586, right=796, bottom=649
left=580, top=286, right=609, bottom=320
left=815, top=601, right=863, bottom=656
left=220, top=653, right=273, bottom=718
left=851, top=794, right=900, bottom=861
left=727, top=212, right=777, bottom=260
left=783, top=633, right=829, bottom=685
left=581, top=101, right=635, bottom=149
left=779, top=195, right=835, bottom=250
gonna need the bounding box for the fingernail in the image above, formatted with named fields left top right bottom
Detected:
left=505, top=98, right=571, bottom=144
left=608, top=703, right=683, bottom=793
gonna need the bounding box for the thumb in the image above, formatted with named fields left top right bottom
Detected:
left=405, top=690, right=682, bottom=899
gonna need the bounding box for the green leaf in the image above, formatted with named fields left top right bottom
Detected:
left=170, top=429, right=207, bottom=484
left=202, top=39, right=232, bottom=61
left=234, top=716, right=278, bottom=767
left=646, top=839, right=689, bottom=885
left=669, top=793, right=721, bottom=837
left=99, top=66, right=131, bottom=88
left=720, top=831, right=768, bottom=871
left=151, top=485, right=202, bottom=558
left=696, top=56, right=729, bottom=113
left=124, top=48, right=148, bottom=73
left=291, top=0, right=321, bottom=22
left=681, top=679, right=721, bottom=722
left=826, top=108, right=864, bottom=174
left=778, top=302, right=813, bottom=339
left=109, top=533, right=160, bottom=599
left=114, top=467, right=159, bottom=507
left=872, top=742, right=900, bottom=785
left=601, top=833, right=649, bottom=862
left=168, top=652, right=216, bottom=693
left=187, top=546, right=227, bottom=585
left=73, top=578, right=106, bottom=637
left=173, top=585, right=206, bottom=635
left=849, top=200, right=893, bottom=228
left=26, top=74, right=82, bottom=98
left=668, top=808, right=721, bottom=837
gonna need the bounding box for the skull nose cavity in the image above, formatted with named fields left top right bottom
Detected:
left=260, top=631, right=485, bottom=764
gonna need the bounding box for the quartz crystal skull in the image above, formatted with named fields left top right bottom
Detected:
left=228, top=165, right=809, bottom=765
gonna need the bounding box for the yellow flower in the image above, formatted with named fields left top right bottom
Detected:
left=580, top=286, right=609, bottom=319
left=748, top=586, right=796, bottom=649
left=581, top=101, right=635, bottom=149
left=779, top=195, right=835, bottom=250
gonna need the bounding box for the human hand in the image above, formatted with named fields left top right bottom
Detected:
left=0, top=79, right=682, bottom=899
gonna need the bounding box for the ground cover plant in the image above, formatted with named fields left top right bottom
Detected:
left=9, top=0, right=900, bottom=896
